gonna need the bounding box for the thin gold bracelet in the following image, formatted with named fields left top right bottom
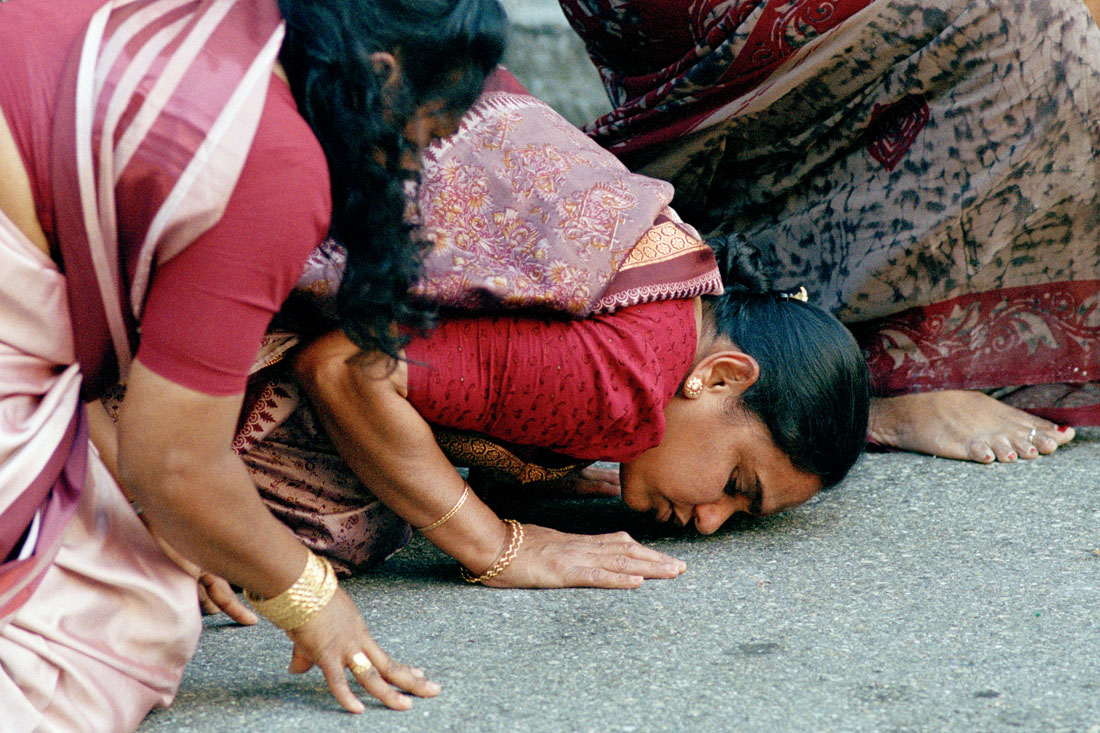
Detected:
left=243, top=551, right=338, bottom=630
left=416, top=482, right=470, bottom=532
left=461, top=519, right=524, bottom=584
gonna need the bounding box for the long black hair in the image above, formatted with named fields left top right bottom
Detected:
left=705, top=234, right=870, bottom=488
left=276, top=0, right=507, bottom=356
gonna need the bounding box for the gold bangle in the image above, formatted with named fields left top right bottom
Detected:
left=461, top=519, right=524, bottom=584
left=243, top=551, right=338, bottom=630
left=416, top=482, right=470, bottom=532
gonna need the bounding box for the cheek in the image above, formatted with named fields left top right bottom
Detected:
left=618, top=460, right=650, bottom=511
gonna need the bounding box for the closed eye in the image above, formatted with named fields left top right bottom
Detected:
left=724, top=470, right=764, bottom=516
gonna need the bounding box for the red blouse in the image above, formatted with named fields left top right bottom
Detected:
left=0, top=0, right=329, bottom=396
left=405, top=298, right=697, bottom=462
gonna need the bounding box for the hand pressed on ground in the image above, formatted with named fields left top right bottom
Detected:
left=481, top=524, right=686, bottom=589
left=285, top=588, right=440, bottom=713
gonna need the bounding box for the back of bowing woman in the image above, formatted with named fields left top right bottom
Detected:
left=291, top=235, right=871, bottom=589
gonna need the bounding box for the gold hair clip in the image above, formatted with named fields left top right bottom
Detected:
left=779, top=286, right=809, bottom=303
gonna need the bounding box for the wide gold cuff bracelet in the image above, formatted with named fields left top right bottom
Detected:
left=244, top=551, right=338, bottom=631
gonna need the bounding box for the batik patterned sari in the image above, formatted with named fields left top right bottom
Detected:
left=238, top=69, right=723, bottom=573
left=560, top=0, right=1100, bottom=424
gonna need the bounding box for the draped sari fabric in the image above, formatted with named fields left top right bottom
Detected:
left=560, top=0, right=1100, bottom=423
left=0, top=212, right=85, bottom=625
left=0, top=0, right=282, bottom=617
left=411, top=68, right=724, bottom=314
left=238, top=68, right=722, bottom=572
left=51, top=0, right=285, bottom=400
left=1, top=0, right=284, bottom=724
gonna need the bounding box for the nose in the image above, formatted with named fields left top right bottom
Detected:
left=693, top=502, right=739, bottom=535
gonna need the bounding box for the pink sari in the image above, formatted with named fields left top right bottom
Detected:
left=1, top=0, right=283, bottom=726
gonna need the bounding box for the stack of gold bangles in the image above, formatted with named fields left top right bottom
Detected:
left=244, top=550, right=338, bottom=630
left=461, top=518, right=524, bottom=585
left=414, top=481, right=525, bottom=585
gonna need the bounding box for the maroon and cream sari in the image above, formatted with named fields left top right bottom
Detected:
left=1, top=0, right=282, bottom=726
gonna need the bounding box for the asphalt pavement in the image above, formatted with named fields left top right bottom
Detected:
left=142, top=4, right=1100, bottom=729
left=139, top=429, right=1100, bottom=732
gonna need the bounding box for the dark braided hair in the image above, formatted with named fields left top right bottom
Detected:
left=276, top=0, right=507, bottom=357
left=705, top=234, right=870, bottom=488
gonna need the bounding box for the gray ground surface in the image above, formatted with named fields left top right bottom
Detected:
left=145, top=4, right=1100, bottom=730
left=140, top=430, right=1100, bottom=732
left=498, top=0, right=611, bottom=126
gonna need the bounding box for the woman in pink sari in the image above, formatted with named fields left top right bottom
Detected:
left=0, top=0, right=504, bottom=727
left=557, top=0, right=1099, bottom=463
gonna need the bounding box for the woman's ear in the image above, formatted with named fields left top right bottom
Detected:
left=368, top=51, right=401, bottom=89
left=698, top=350, right=759, bottom=397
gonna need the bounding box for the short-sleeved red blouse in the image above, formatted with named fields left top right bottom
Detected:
left=0, top=0, right=329, bottom=396
left=404, top=298, right=697, bottom=462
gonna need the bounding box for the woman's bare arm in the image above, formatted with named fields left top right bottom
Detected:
left=117, top=360, right=438, bottom=712
left=295, top=330, right=686, bottom=588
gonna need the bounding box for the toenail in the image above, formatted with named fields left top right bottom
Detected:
left=1006, top=452, right=1017, bottom=461
left=1027, top=447, right=1037, bottom=456
left=1057, top=425, right=1071, bottom=433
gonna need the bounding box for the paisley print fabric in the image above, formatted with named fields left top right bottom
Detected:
left=236, top=375, right=411, bottom=576
left=564, top=0, right=1100, bottom=422
left=411, top=69, right=723, bottom=315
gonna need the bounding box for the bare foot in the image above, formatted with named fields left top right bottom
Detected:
left=869, top=390, right=1075, bottom=463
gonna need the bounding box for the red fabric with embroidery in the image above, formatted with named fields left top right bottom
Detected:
left=405, top=299, right=697, bottom=462
left=559, top=0, right=874, bottom=154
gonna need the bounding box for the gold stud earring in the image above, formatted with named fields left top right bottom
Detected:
left=683, top=376, right=704, bottom=399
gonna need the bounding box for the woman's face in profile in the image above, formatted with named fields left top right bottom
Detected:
left=619, top=399, right=821, bottom=534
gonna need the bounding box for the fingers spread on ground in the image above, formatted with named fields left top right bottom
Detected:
left=198, top=586, right=220, bottom=616
left=200, top=575, right=257, bottom=625
left=355, top=666, right=412, bottom=711
left=320, top=662, right=364, bottom=714
left=580, top=566, right=643, bottom=589
left=619, top=541, right=676, bottom=562
left=375, top=656, right=441, bottom=698
left=605, top=554, right=680, bottom=579
left=287, top=648, right=314, bottom=675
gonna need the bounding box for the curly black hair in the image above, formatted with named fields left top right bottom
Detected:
left=276, top=0, right=507, bottom=356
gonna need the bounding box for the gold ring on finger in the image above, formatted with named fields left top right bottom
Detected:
left=349, top=651, right=372, bottom=676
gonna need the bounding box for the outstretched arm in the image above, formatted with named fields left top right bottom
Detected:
left=295, top=330, right=686, bottom=589
left=115, top=361, right=439, bottom=712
